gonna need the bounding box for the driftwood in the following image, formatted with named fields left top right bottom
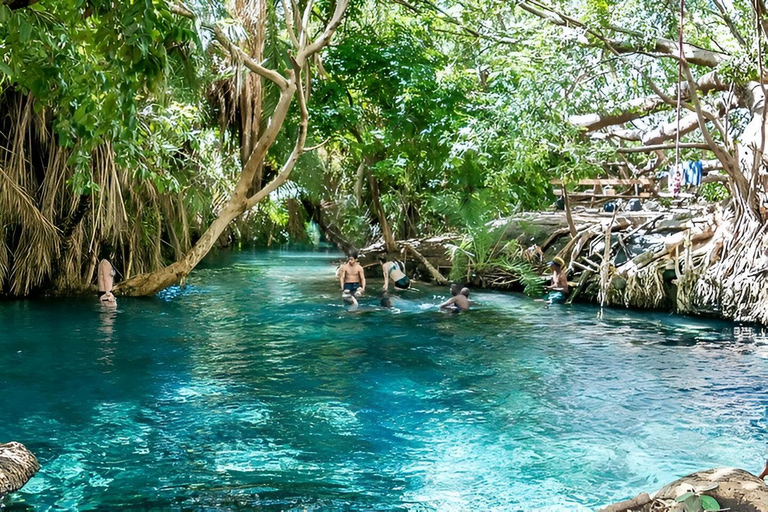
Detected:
left=0, top=442, right=39, bottom=497
left=598, top=492, right=651, bottom=512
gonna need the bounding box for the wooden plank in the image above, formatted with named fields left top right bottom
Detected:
left=566, top=192, right=653, bottom=198
left=550, top=178, right=654, bottom=186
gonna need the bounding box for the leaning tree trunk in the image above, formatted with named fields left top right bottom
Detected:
left=114, top=200, right=247, bottom=295
left=0, top=442, right=39, bottom=498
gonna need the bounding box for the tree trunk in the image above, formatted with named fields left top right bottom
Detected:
left=115, top=200, right=246, bottom=295
left=682, top=83, right=768, bottom=323
left=367, top=167, right=397, bottom=253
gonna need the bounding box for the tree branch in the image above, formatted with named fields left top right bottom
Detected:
left=616, top=143, right=714, bottom=153
left=570, top=71, right=729, bottom=132
left=516, top=1, right=728, bottom=68
left=680, top=60, right=737, bottom=173
left=245, top=66, right=309, bottom=209
left=171, top=4, right=289, bottom=90
left=280, top=0, right=301, bottom=48
left=300, top=0, right=350, bottom=64
left=712, top=0, right=749, bottom=48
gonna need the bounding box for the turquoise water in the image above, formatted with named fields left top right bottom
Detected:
left=2, top=249, right=768, bottom=511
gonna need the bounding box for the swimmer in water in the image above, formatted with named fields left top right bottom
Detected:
left=439, top=283, right=469, bottom=312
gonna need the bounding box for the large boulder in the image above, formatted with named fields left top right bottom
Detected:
left=599, top=467, right=768, bottom=512
left=653, top=468, right=768, bottom=512
left=0, top=442, right=39, bottom=498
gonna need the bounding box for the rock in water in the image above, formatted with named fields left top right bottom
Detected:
left=0, top=442, right=40, bottom=497
left=652, top=468, right=768, bottom=512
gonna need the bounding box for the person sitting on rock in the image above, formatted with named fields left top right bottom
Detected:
left=544, top=256, right=569, bottom=304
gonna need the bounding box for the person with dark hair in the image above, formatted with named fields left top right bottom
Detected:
left=380, top=297, right=393, bottom=308
left=439, top=283, right=469, bottom=312
left=378, top=255, right=410, bottom=291
left=338, top=251, right=366, bottom=296
left=544, top=256, right=569, bottom=303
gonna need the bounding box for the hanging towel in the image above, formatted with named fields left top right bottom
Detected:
left=691, top=160, right=702, bottom=186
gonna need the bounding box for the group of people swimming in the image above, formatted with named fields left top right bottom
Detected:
left=337, top=250, right=570, bottom=310
left=336, top=251, right=471, bottom=312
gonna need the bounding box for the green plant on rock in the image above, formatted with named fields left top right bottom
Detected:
left=674, top=488, right=721, bottom=512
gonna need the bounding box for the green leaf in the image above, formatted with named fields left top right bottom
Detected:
left=0, top=61, right=12, bottom=77
left=675, top=492, right=695, bottom=502
left=19, top=20, right=32, bottom=43
left=700, top=495, right=720, bottom=511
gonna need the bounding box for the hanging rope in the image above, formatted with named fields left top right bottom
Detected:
left=674, top=0, right=685, bottom=196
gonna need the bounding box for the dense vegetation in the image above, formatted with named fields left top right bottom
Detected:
left=2, top=0, right=768, bottom=321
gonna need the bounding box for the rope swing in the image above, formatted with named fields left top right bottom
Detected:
left=674, top=0, right=685, bottom=188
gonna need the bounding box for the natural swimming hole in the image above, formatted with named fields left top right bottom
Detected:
left=2, top=249, right=768, bottom=511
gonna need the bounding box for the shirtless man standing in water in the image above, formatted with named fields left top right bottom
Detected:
left=338, top=252, right=366, bottom=297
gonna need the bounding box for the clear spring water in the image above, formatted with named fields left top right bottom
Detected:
left=2, top=249, right=768, bottom=511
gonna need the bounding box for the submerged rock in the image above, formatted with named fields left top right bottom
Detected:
left=0, top=442, right=39, bottom=498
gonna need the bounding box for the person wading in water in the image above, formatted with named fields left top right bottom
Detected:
left=338, top=251, right=366, bottom=297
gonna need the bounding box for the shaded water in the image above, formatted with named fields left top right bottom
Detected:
left=2, top=249, right=768, bottom=511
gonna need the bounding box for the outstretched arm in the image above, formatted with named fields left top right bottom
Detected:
left=338, top=267, right=345, bottom=291
left=360, top=268, right=366, bottom=292
left=382, top=264, right=389, bottom=291
left=439, top=297, right=456, bottom=309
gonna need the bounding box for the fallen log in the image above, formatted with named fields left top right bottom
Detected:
left=403, top=243, right=449, bottom=285
left=0, top=442, right=39, bottom=498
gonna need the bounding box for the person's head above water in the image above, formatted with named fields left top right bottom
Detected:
left=450, top=283, right=460, bottom=296
left=460, top=287, right=470, bottom=297
left=342, top=289, right=357, bottom=305
left=380, top=297, right=393, bottom=308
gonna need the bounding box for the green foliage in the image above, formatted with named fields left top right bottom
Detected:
left=717, top=52, right=759, bottom=85
left=699, top=182, right=729, bottom=202
left=447, top=222, right=544, bottom=296
left=0, top=0, right=202, bottom=193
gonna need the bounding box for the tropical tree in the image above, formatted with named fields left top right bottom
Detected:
left=114, top=0, right=350, bottom=295
left=0, top=0, right=219, bottom=296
